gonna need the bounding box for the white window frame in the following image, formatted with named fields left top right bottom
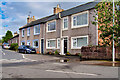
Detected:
left=27, top=27, right=30, bottom=36
left=71, top=11, right=89, bottom=29
left=33, top=39, right=39, bottom=48
left=27, top=40, right=30, bottom=46
left=46, top=39, right=56, bottom=49
left=62, top=17, right=68, bottom=30
left=22, top=29, right=25, bottom=37
left=34, top=24, right=40, bottom=35
left=21, top=41, right=25, bottom=45
left=47, top=20, right=56, bottom=33
left=57, top=38, right=60, bottom=49
left=71, top=35, right=88, bottom=49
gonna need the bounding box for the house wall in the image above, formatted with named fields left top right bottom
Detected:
left=19, top=8, right=97, bottom=55
left=8, top=36, right=19, bottom=45
left=43, top=9, right=97, bottom=55
left=19, top=24, right=44, bottom=53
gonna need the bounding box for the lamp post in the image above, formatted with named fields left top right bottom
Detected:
left=112, top=0, right=115, bottom=62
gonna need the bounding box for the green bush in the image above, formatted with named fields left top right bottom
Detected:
left=10, top=43, right=18, bottom=51
left=54, top=50, right=59, bottom=55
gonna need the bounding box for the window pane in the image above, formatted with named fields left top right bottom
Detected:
left=48, top=40, right=55, bottom=47
left=50, top=40, right=55, bottom=47
left=82, top=13, right=87, bottom=25
left=73, top=17, right=76, bottom=26
left=34, top=25, right=40, bottom=34
left=64, top=18, right=68, bottom=29
left=48, top=21, right=56, bottom=31
left=73, top=13, right=88, bottom=26
left=34, top=41, right=38, bottom=47
left=77, top=37, right=87, bottom=47
left=58, top=39, right=60, bottom=48
left=77, top=15, right=82, bottom=25
left=73, top=39, right=77, bottom=47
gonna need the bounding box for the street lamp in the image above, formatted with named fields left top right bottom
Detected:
left=112, top=0, right=115, bottom=62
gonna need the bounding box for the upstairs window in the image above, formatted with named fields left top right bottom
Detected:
left=34, top=24, right=40, bottom=35
left=27, top=28, right=30, bottom=36
left=72, top=11, right=88, bottom=28
left=63, top=17, right=68, bottom=30
left=22, top=29, right=25, bottom=37
left=47, top=21, right=56, bottom=32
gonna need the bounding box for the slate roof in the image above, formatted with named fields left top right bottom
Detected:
left=19, top=1, right=98, bottom=30
left=9, top=34, right=19, bottom=40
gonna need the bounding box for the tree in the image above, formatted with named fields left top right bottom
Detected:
left=2, top=30, right=13, bottom=43
left=92, top=1, right=120, bottom=47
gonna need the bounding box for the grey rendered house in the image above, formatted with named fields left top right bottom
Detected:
left=19, top=2, right=98, bottom=55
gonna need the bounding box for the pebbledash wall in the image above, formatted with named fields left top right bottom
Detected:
left=19, top=2, right=99, bottom=55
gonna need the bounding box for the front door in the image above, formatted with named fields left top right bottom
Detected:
left=64, top=38, right=67, bottom=54
left=41, top=39, right=44, bottom=54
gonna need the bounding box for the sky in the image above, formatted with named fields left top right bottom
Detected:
left=0, top=0, right=94, bottom=39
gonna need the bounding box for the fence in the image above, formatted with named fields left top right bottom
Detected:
left=81, top=46, right=120, bottom=60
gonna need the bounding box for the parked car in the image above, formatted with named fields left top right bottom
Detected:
left=2, top=43, right=10, bottom=49
left=18, top=45, right=36, bottom=54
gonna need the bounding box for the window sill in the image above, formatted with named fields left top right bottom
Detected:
left=62, top=28, right=68, bottom=31
left=46, top=47, right=56, bottom=49
left=33, top=46, right=39, bottom=48
left=71, top=24, right=88, bottom=29
left=47, top=30, right=56, bottom=33
left=34, top=33, right=40, bottom=35
left=71, top=47, right=82, bottom=49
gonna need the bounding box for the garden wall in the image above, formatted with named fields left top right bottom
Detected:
left=81, top=46, right=120, bottom=60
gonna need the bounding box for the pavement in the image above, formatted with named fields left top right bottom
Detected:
left=0, top=46, right=119, bottom=79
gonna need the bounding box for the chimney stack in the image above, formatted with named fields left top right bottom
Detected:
left=27, top=16, right=36, bottom=23
left=14, top=31, right=18, bottom=36
left=54, top=4, right=64, bottom=14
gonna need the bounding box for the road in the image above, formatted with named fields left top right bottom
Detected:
left=0, top=46, right=119, bottom=79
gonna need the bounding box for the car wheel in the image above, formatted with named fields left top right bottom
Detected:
left=18, top=50, right=20, bottom=53
left=24, top=51, right=27, bottom=54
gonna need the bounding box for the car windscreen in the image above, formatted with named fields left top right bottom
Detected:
left=3, top=43, right=9, bottom=45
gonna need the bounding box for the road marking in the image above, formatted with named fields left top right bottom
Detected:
left=22, top=54, right=37, bottom=62
left=53, top=63, right=68, bottom=65
left=46, top=70, right=98, bottom=76
left=1, top=50, right=5, bottom=55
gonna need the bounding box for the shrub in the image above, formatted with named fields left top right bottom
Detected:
left=66, top=51, right=71, bottom=56
left=10, top=43, right=18, bottom=51
left=54, top=50, right=59, bottom=55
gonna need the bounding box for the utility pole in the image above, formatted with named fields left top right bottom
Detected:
left=112, top=0, right=115, bottom=62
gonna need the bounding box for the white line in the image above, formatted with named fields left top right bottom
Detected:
left=22, top=54, right=37, bottom=61
left=22, top=54, right=25, bottom=58
left=46, top=70, right=98, bottom=76
left=53, top=63, right=68, bottom=65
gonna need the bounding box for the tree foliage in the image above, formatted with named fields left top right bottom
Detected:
left=92, top=1, right=120, bottom=47
left=2, top=30, right=13, bottom=43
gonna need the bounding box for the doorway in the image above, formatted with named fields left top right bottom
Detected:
left=41, top=39, right=44, bottom=54
left=64, top=38, right=67, bottom=54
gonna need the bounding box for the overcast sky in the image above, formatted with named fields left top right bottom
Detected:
left=0, top=0, right=94, bottom=39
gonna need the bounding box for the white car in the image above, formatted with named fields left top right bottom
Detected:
left=2, top=43, right=10, bottom=49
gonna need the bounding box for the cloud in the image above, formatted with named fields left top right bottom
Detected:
left=1, top=1, right=93, bottom=36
